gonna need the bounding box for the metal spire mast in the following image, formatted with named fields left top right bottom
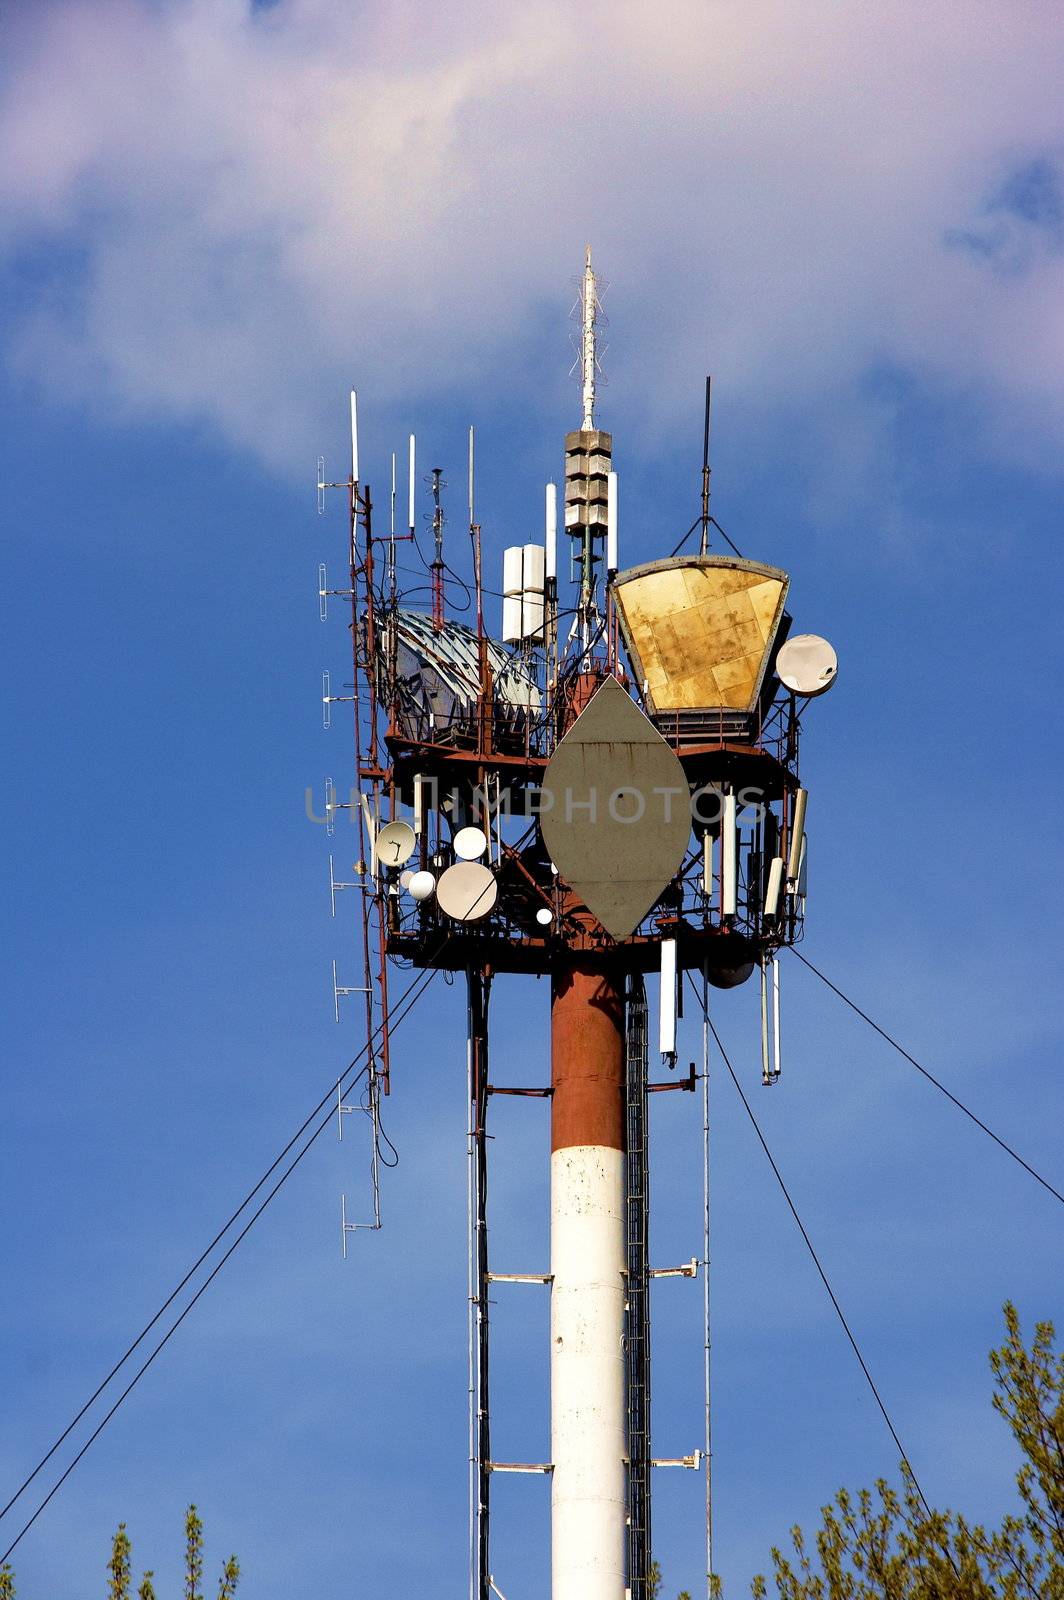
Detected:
left=580, top=244, right=600, bottom=431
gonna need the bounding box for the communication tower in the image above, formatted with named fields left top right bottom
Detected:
left=317, top=247, right=836, bottom=1600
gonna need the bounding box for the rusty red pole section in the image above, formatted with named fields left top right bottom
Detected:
left=550, top=957, right=627, bottom=1600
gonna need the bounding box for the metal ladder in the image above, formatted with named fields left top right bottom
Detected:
left=625, top=974, right=652, bottom=1598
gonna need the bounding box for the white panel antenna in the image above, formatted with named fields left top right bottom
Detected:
left=545, top=483, right=558, bottom=580
left=607, top=471, right=618, bottom=574
left=787, top=789, right=807, bottom=889
left=722, top=790, right=738, bottom=917
left=408, top=434, right=416, bottom=532
left=658, top=938, right=677, bottom=1058
left=350, top=390, right=359, bottom=483
left=764, top=855, right=784, bottom=919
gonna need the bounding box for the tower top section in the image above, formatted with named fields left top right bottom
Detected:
left=579, top=244, right=600, bottom=431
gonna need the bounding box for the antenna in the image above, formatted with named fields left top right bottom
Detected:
left=430, top=466, right=446, bottom=631
left=700, top=376, right=711, bottom=555
left=580, top=244, right=598, bottom=431
left=564, top=245, right=613, bottom=660
left=350, top=390, right=359, bottom=484
left=408, top=433, right=416, bottom=534
left=388, top=451, right=397, bottom=600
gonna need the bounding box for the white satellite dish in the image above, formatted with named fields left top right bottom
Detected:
left=399, top=869, right=414, bottom=889
left=453, top=826, right=488, bottom=861
left=408, top=870, right=436, bottom=902
left=535, top=907, right=553, bottom=927
left=775, top=634, right=838, bottom=697
left=374, top=820, right=417, bottom=868
left=436, top=862, right=497, bottom=922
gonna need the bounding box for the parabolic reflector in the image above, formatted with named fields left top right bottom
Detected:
left=612, top=556, right=789, bottom=714
left=539, top=677, right=691, bottom=940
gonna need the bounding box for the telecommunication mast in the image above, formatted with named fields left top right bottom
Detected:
left=317, top=247, right=837, bottom=1600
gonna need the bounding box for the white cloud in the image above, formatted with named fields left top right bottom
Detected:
left=1, top=0, right=1062, bottom=476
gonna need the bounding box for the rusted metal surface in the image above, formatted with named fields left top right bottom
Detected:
left=551, top=959, right=625, bottom=1154
left=613, top=555, right=789, bottom=714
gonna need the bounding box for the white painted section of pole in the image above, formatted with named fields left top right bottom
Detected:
left=350, top=390, right=359, bottom=483
left=787, top=788, right=807, bottom=887
left=659, top=937, right=678, bottom=1057
left=606, top=471, right=618, bottom=574
left=764, top=856, right=784, bottom=919
left=722, top=791, right=738, bottom=917
left=550, top=1144, right=626, bottom=1600
left=408, top=433, right=416, bottom=532
left=546, top=483, right=558, bottom=579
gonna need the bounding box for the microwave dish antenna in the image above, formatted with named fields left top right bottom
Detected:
left=453, top=826, right=489, bottom=861
left=373, top=820, right=417, bottom=869
left=436, top=861, right=498, bottom=922
left=775, top=634, right=838, bottom=697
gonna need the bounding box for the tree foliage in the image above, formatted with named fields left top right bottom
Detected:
left=750, top=1302, right=1063, bottom=1599
left=0, top=1506, right=237, bottom=1598
left=651, top=1304, right=1062, bottom=1599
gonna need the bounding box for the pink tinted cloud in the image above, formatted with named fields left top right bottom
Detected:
left=0, top=0, right=1061, bottom=476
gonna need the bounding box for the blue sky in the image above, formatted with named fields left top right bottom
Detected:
left=2, top=1, right=1063, bottom=1595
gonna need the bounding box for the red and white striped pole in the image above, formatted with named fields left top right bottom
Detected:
left=550, top=958, right=627, bottom=1600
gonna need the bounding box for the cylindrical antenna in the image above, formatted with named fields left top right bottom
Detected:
left=760, top=956, right=771, bottom=1086
left=722, top=789, right=738, bottom=918
left=607, top=470, right=618, bottom=574
left=350, top=390, right=359, bottom=484
left=658, top=938, right=678, bottom=1058
left=700, top=376, right=711, bottom=556
left=772, top=958, right=782, bottom=1079
left=545, top=482, right=557, bottom=580
left=408, top=433, right=416, bottom=533
left=787, top=788, right=808, bottom=887
left=468, top=426, right=475, bottom=530
left=469, top=427, right=484, bottom=640
left=389, top=452, right=396, bottom=536
left=764, top=856, right=784, bottom=920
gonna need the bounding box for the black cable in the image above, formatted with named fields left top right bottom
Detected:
left=0, top=968, right=437, bottom=1565
left=689, top=979, right=934, bottom=1519
left=790, top=949, right=1064, bottom=1209
left=0, top=964, right=435, bottom=1541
